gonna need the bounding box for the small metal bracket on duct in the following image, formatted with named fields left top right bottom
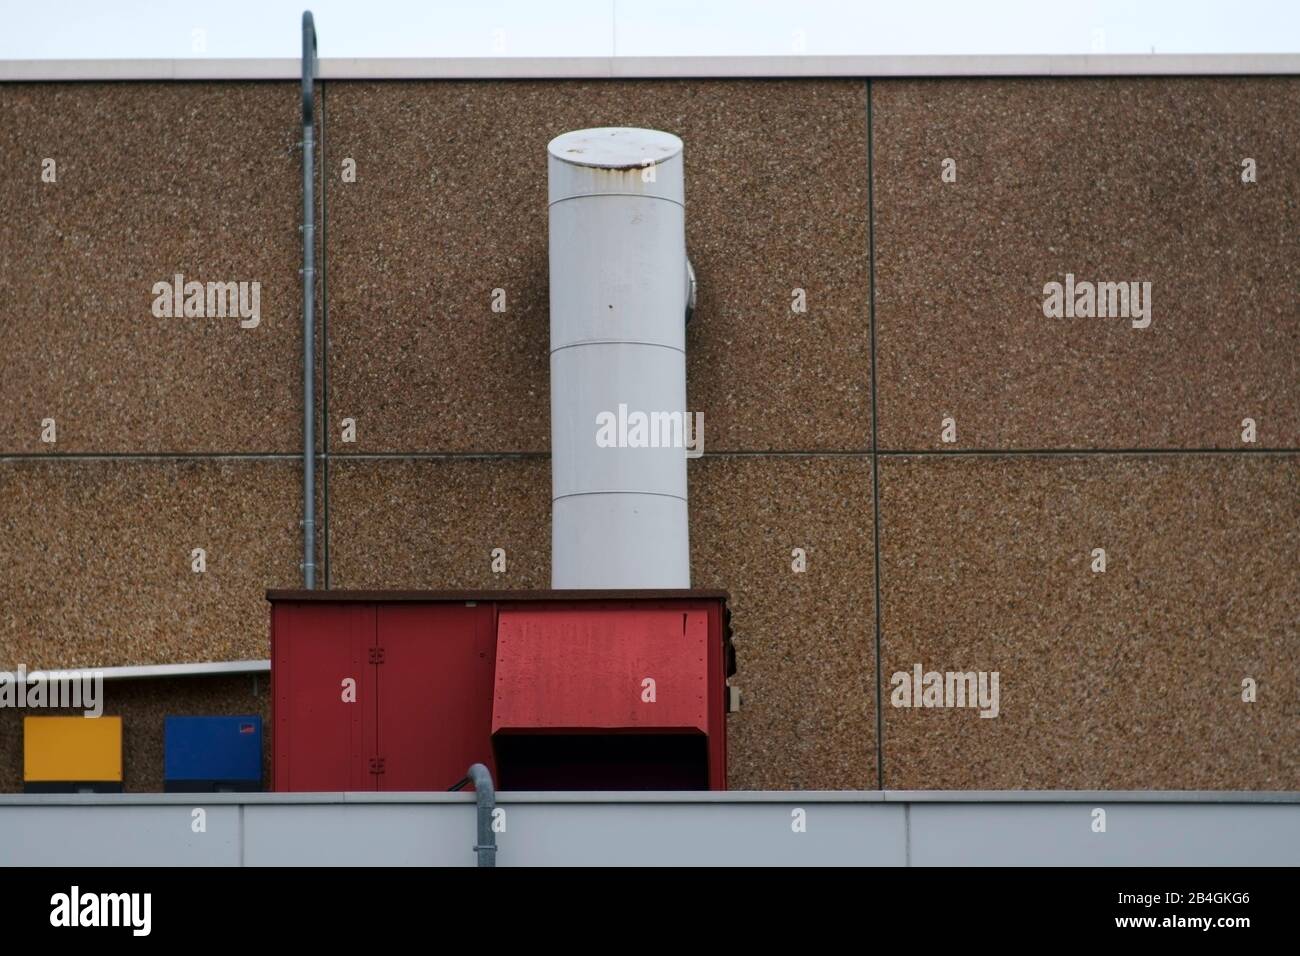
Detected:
left=686, top=258, right=697, bottom=324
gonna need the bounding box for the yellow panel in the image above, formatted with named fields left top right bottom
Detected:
left=24, top=717, right=122, bottom=782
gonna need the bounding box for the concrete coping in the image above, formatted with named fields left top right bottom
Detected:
left=1, top=790, right=1296, bottom=806
left=1, top=54, right=1297, bottom=82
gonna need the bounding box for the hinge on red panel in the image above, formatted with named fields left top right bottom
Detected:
left=369, top=646, right=385, bottom=664
left=369, top=757, right=385, bottom=775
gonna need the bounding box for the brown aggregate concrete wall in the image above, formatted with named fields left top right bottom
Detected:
left=0, top=77, right=1295, bottom=792
left=869, top=76, right=1298, bottom=792
left=0, top=84, right=305, bottom=454
left=329, top=458, right=551, bottom=589
left=872, top=78, right=1300, bottom=451
left=688, top=456, right=875, bottom=790
left=878, top=455, right=1299, bottom=790
left=0, top=459, right=306, bottom=668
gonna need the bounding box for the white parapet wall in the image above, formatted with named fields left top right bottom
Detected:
left=3, top=54, right=1299, bottom=82
left=0, top=791, right=1296, bottom=867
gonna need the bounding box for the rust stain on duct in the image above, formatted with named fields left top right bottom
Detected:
left=560, top=155, right=670, bottom=173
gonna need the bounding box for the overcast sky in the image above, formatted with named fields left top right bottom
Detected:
left=3, top=0, right=1296, bottom=59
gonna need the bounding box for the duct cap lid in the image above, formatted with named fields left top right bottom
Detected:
left=548, top=127, right=683, bottom=170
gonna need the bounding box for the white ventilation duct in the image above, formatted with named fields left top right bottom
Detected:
left=548, top=127, right=691, bottom=589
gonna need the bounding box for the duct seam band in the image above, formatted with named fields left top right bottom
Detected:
left=548, top=193, right=685, bottom=210
left=551, top=340, right=686, bottom=356
left=553, top=490, right=689, bottom=503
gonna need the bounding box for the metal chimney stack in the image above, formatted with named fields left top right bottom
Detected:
left=547, top=127, right=691, bottom=589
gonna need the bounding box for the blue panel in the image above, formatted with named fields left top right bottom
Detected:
left=164, top=716, right=262, bottom=783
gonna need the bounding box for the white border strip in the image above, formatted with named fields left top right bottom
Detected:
left=1, top=53, right=1297, bottom=82
left=3, top=660, right=270, bottom=681
left=0, top=789, right=1294, bottom=805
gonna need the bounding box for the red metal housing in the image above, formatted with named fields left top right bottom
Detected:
left=268, top=591, right=732, bottom=792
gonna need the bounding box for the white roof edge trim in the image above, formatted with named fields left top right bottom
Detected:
left=0, top=660, right=270, bottom=681
left=0, top=789, right=1295, bottom=806
left=0, top=53, right=1297, bottom=82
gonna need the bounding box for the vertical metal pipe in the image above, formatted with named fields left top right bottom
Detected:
left=318, top=82, right=330, bottom=588
left=301, top=11, right=317, bottom=589
left=467, top=763, right=497, bottom=867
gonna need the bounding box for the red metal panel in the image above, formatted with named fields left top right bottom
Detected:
left=493, top=606, right=709, bottom=734
left=272, top=602, right=376, bottom=791
left=375, top=603, right=497, bottom=791
left=270, top=594, right=730, bottom=793
left=706, top=600, right=727, bottom=790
